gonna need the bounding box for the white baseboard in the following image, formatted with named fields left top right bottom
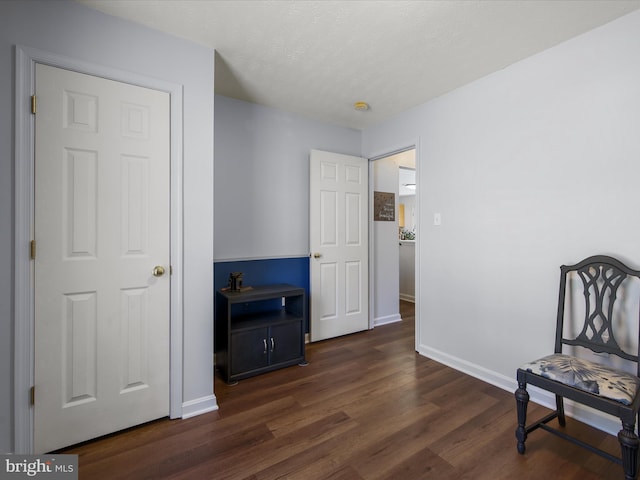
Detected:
left=418, top=344, right=621, bottom=436
left=399, top=293, right=415, bottom=303
left=374, top=313, right=402, bottom=327
left=181, top=394, right=219, bottom=419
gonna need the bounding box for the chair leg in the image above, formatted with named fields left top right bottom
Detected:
left=515, top=381, right=529, bottom=454
left=555, top=394, right=566, bottom=427
left=618, top=421, right=639, bottom=480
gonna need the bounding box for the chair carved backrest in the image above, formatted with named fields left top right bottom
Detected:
left=554, top=255, right=640, bottom=374
left=517, top=255, right=640, bottom=478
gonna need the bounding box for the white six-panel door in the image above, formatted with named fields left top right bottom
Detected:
left=310, top=149, right=369, bottom=341
left=34, top=64, right=170, bottom=453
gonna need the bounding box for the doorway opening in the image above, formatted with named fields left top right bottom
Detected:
left=398, top=164, right=416, bottom=304
left=370, top=147, right=417, bottom=346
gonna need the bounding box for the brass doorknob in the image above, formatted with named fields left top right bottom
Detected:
left=313, top=253, right=322, bottom=259
left=152, top=266, right=165, bottom=277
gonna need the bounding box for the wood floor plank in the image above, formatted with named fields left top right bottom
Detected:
left=60, top=301, right=629, bottom=480
left=172, top=411, right=356, bottom=480
left=376, top=444, right=457, bottom=480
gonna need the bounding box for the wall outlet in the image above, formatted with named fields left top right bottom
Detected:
left=434, top=213, right=441, bottom=226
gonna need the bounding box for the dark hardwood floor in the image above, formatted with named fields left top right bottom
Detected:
left=63, top=301, right=625, bottom=479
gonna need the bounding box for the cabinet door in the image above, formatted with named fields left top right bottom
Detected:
left=230, top=328, right=269, bottom=375
left=269, top=322, right=303, bottom=365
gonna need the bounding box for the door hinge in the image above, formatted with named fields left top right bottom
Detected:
left=31, top=95, right=36, bottom=115
left=30, top=240, right=36, bottom=260
left=170, top=265, right=173, bottom=275
left=30, top=386, right=35, bottom=406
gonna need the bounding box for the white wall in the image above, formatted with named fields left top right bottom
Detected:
left=363, top=9, right=640, bottom=433
left=372, top=157, right=401, bottom=325
left=399, top=241, right=415, bottom=303
left=1, top=1, right=214, bottom=452
left=214, top=95, right=361, bottom=261
left=400, top=195, right=416, bottom=233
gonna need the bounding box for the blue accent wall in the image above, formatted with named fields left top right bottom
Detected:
left=214, top=257, right=310, bottom=334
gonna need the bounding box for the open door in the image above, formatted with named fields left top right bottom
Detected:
left=309, top=149, right=369, bottom=341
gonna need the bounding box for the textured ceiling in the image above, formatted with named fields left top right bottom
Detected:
left=77, top=0, right=640, bottom=130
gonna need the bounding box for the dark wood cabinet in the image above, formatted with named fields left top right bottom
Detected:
left=216, top=284, right=307, bottom=384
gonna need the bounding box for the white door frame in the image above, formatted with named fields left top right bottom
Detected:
left=367, top=141, right=420, bottom=352
left=13, top=45, right=184, bottom=453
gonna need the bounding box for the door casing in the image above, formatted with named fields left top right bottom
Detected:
left=367, top=143, right=420, bottom=353
left=13, top=45, right=184, bottom=454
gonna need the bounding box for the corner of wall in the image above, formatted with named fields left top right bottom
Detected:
left=181, top=395, right=219, bottom=419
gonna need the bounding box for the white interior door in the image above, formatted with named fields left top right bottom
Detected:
left=34, top=64, right=170, bottom=453
left=309, top=149, right=369, bottom=341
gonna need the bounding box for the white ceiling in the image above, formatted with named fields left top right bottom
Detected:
left=77, top=0, right=640, bottom=130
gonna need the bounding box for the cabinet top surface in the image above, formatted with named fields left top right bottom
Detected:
left=218, top=283, right=305, bottom=302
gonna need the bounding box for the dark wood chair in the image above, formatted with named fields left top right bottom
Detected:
left=515, top=255, right=640, bottom=480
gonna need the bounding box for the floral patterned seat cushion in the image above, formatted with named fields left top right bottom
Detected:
left=521, top=354, right=640, bottom=406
